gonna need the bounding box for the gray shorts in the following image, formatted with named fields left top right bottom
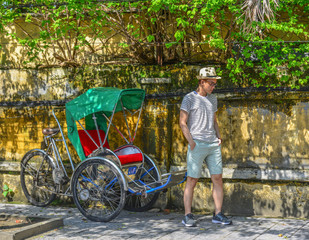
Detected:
left=187, top=140, right=222, bottom=178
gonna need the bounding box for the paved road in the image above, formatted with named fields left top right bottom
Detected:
left=0, top=203, right=308, bottom=240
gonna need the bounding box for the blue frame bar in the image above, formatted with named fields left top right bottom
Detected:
left=127, top=172, right=187, bottom=195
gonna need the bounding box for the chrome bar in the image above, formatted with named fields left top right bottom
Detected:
left=132, top=99, right=144, bottom=142
left=103, top=101, right=118, bottom=146
left=92, top=113, right=103, bottom=148
left=120, top=99, right=132, bottom=143
left=52, top=109, right=75, bottom=171
left=102, top=113, right=130, bottom=144
left=46, top=138, right=60, bottom=169
left=77, top=120, right=99, bottom=148
left=51, top=138, right=69, bottom=177
left=104, top=148, right=122, bottom=167
left=50, top=138, right=60, bottom=168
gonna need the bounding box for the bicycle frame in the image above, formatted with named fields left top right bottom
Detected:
left=38, top=108, right=76, bottom=196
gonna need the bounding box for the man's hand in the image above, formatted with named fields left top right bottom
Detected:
left=218, top=138, right=222, bottom=146
left=189, top=141, right=196, bottom=151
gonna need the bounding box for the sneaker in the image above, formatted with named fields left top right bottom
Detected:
left=212, top=212, right=232, bottom=225
left=182, top=213, right=197, bottom=227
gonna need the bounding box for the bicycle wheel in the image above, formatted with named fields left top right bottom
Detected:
left=71, top=158, right=126, bottom=222
left=124, top=155, right=160, bottom=212
left=20, top=151, right=57, bottom=207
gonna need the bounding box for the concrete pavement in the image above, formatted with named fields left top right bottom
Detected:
left=0, top=203, right=308, bottom=240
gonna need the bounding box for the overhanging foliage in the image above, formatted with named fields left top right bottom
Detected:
left=0, top=0, right=308, bottom=88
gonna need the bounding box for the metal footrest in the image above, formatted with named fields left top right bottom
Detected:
left=126, top=169, right=187, bottom=195
left=144, top=169, right=187, bottom=194
left=159, top=169, right=187, bottom=190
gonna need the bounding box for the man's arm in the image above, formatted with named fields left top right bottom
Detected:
left=214, top=113, right=222, bottom=145
left=179, top=110, right=196, bottom=150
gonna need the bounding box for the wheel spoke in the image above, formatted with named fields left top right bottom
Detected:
left=20, top=151, right=56, bottom=207
left=72, top=158, right=126, bottom=222
left=124, top=155, right=160, bottom=212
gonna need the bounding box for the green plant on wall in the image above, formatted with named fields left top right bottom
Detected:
left=2, top=184, right=14, bottom=200
left=0, top=0, right=308, bottom=88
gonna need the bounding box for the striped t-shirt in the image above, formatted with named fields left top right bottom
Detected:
left=180, top=91, right=218, bottom=143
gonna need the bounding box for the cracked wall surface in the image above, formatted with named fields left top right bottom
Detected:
left=0, top=65, right=308, bottom=217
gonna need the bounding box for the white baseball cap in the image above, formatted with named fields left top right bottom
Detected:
left=197, top=67, right=221, bottom=80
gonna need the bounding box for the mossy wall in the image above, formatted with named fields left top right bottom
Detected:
left=0, top=65, right=308, bottom=218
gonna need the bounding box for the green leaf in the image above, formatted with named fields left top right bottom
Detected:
left=174, top=30, right=185, bottom=41
left=25, top=13, right=32, bottom=23
left=147, top=35, right=155, bottom=42
left=165, top=42, right=176, bottom=49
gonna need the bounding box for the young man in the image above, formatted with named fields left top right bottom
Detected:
left=179, top=67, right=232, bottom=227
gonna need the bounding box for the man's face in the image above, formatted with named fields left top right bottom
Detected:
left=201, top=79, right=217, bottom=94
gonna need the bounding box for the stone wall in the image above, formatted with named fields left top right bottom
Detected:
left=0, top=65, right=308, bottom=218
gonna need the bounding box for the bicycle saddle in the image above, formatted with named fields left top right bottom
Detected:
left=42, top=128, right=60, bottom=135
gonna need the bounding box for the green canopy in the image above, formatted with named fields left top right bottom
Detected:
left=65, top=87, right=145, bottom=160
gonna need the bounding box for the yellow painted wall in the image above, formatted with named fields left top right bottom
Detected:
left=0, top=65, right=308, bottom=218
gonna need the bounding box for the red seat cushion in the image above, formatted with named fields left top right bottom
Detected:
left=117, top=153, right=143, bottom=165
left=78, top=130, right=110, bottom=157
left=114, top=145, right=143, bottom=165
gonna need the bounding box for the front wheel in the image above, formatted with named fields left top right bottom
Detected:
left=20, top=151, right=57, bottom=207
left=71, top=158, right=126, bottom=222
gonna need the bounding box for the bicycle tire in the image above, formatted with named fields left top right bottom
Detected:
left=20, top=151, right=57, bottom=207
left=71, top=158, right=126, bottom=222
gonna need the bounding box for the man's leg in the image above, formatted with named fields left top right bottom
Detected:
left=211, top=173, right=231, bottom=225
left=211, top=174, right=223, bottom=215
left=183, top=140, right=204, bottom=226
left=206, top=144, right=232, bottom=225
left=184, top=176, right=199, bottom=215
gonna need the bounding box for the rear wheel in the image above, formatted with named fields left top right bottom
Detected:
left=124, top=155, right=160, bottom=212
left=20, top=151, right=56, bottom=207
left=71, top=158, right=126, bottom=222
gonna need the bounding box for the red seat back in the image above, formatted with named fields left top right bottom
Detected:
left=78, top=130, right=110, bottom=157
left=79, top=131, right=142, bottom=165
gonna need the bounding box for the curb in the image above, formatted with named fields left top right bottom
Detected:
left=0, top=216, right=63, bottom=240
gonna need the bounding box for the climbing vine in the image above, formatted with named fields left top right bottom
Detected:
left=0, top=0, right=308, bottom=88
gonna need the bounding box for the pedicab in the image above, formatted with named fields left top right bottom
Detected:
left=20, top=87, right=187, bottom=222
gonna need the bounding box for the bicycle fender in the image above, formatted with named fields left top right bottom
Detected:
left=71, top=157, right=128, bottom=191
left=143, top=154, right=162, bottom=181
left=21, top=149, right=57, bottom=169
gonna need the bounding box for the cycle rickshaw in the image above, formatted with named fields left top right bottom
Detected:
left=20, top=87, right=187, bottom=222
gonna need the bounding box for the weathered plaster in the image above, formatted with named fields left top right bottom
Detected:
left=0, top=65, right=308, bottom=218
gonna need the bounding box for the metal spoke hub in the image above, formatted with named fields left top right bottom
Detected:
left=79, top=189, right=90, bottom=201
